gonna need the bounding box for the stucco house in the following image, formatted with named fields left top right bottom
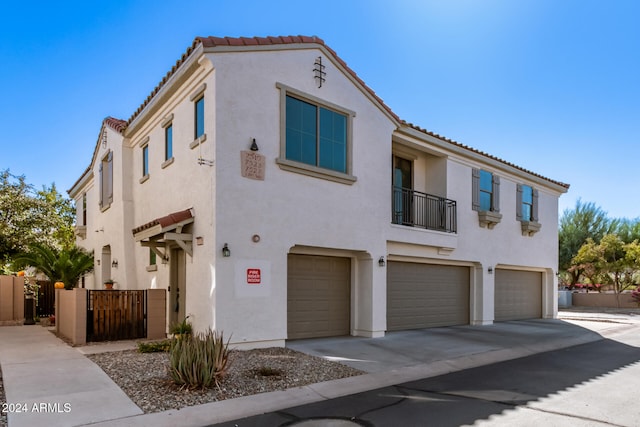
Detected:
left=68, top=35, right=569, bottom=348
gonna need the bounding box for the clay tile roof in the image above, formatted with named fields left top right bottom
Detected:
left=118, top=35, right=565, bottom=190
left=104, top=116, right=127, bottom=134
left=401, top=121, right=570, bottom=189
left=132, top=208, right=193, bottom=236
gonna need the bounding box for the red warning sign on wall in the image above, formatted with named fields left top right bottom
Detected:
left=247, top=268, right=261, bottom=285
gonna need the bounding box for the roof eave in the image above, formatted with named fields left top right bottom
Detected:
left=396, top=124, right=570, bottom=193
left=126, top=43, right=205, bottom=136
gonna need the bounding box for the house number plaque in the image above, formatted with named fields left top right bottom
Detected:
left=241, top=151, right=265, bottom=180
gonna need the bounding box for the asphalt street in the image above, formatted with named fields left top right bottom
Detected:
left=212, top=327, right=640, bottom=427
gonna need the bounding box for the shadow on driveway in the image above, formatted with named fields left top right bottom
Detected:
left=213, top=338, right=640, bottom=426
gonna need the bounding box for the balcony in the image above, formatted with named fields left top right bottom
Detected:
left=392, top=187, right=457, bottom=233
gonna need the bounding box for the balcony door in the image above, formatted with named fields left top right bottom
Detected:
left=393, top=156, right=413, bottom=225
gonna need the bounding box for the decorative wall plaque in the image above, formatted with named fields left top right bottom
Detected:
left=241, top=151, right=265, bottom=180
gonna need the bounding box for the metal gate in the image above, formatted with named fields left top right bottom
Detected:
left=37, top=280, right=55, bottom=317
left=87, top=290, right=147, bottom=342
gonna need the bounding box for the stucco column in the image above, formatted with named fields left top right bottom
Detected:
left=352, top=255, right=385, bottom=338
left=471, top=264, right=494, bottom=325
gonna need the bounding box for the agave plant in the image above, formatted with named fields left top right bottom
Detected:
left=13, top=244, right=94, bottom=289
left=168, top=329, right=231, bottom=390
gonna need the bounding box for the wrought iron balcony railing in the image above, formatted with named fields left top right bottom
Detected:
left=392, top=186, right=457, bottom=233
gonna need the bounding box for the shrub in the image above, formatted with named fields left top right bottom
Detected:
left=169, top=316, right=193, bottom=335
left=137, top=340, right=171, bottom=353
left=168, top=329, right=231, bottom=389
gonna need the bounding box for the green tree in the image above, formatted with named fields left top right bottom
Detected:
left=559, top=200, right=617, bottom=286
left=0, top=170, right=75, bottom=269
left=615, top=218, right=640, bottom=243
left=569, top=238, right=603, bottom=287
left=570, top=234, right=640, bottom=296
left=13, top=244, right=94, bottom=290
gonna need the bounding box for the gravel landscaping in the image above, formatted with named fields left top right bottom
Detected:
left=87, top=346, right=363, bottom=414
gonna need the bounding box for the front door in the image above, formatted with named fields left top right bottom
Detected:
left=393, top=156, right=413, bottom=225
left=169, top=248, right=186, bottom=326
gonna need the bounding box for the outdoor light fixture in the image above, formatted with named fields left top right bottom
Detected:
left=488, top=266, right=493, bottom=274
left=250, top=138, right=259, bottom=151
left=111, top=260, right=118, bottom=268
left=378, top=256, right=385, bottom=267
left=222, top=243, right=231, bottom=257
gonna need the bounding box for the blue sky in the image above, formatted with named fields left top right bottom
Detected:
left=1, top=0, right=638, bottom=219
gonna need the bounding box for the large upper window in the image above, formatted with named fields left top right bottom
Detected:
left=99, top=151, right=113, bottom=210
left=276, top=83, right=355, bottom=185
left=285, top=95, right=347, bottom=173
left=194, top=96, right=204, bottom=139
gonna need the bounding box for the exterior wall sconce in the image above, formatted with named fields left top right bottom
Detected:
left=250, top=138, right=259, bottom=151
left=378, top=256, right=386, bottom=267
left=112, top=260, right=118, bottom=268
left=222, top=243, right=231, bottom=257
left=488, top=266, right=493, bottom=274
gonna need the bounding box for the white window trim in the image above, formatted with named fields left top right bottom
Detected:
left=275, top=82, right=357, bottom=185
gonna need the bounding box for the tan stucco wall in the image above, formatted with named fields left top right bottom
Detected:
left=56, top=288, right=87, bottom=345
left=0, top=275, right=24, bottom=325
left=572, top=292, right=638, bottom=309
left=147, top=289, right=167, bottom=339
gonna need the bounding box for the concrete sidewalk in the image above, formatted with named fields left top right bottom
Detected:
left=0, top=325, right=142, bottom=427
left=1, top=312, right=638, bottom=427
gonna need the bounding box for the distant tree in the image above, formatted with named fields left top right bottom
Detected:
left=559, top=200, right=617, bottom=286
left=570, top=234, right=640, bottom=297
left=615, top=218, right=640, bottom=243
left=0, top=169, right=75, bottom=269
left=568, top=238, right=604, bottom=288
left=13, top=244, right=93, bottom=290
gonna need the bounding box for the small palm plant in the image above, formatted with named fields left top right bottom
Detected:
left=13, top=244, right=94, bottom=289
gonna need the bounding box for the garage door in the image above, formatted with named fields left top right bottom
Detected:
left=494, top=269, right=542, bottom=321
left=287, top=254, right=351, bottom=339
left=387, top=262, right=470, bottom=331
